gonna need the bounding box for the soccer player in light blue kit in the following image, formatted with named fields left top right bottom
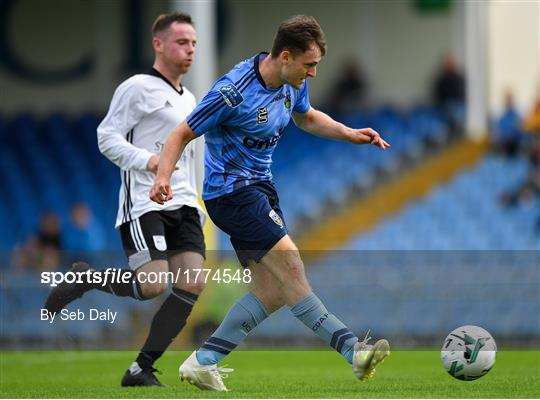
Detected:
left=150, top=15, right=391, bottom=391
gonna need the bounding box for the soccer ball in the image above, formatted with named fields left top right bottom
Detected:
left=441, top=325, right=497, bottom=381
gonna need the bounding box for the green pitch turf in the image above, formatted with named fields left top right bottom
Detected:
left=1, top=350, right=538, bottom=398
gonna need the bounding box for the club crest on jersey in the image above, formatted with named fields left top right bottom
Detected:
left=153, top=235, right=167, bottom=251
left=284, top=93, right=291, bottom=109
left=257, top=107, right=268, bottom=124
left=269, top=209, right=284, bottom=228
left=219, top=84, right=243, bottom=108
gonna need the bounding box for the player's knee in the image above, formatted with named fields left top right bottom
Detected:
left=142, top=281, right=169, bottom=299
left=175, top=279, right=205, bottom=295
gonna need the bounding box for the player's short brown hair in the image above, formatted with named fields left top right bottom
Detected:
left=152, top=11, right=193, bottom=36
left=270, top=15, right=326, bottom=58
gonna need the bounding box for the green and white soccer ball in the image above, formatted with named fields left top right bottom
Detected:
left=441, top=325, right=497, bottom=381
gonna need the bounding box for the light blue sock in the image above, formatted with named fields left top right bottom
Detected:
left=196, top=292, right=269, bottom=365
left=290, top=292, right=358, bottom=364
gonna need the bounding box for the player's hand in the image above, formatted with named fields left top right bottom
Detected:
left=147, top=154, right=179, bottom=174
left=351, top=128, right=391, bottom=149
left=147, top=154, right=160, bottom=173
left=150, top=178, right=173, bottom=204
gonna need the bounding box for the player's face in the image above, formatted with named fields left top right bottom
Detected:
left=281, top=44, right=321, bottom=89
left=158, top=22, right=197, bottom=74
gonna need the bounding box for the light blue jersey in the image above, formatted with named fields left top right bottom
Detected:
left=186, top=52, right=311, bottom=200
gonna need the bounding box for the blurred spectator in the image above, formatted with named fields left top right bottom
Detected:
left=11, top=212, right=62, bottom=272
left=432, top=52, right=465, bottom=132
left=37, top=212, right=62, bottom=250
left=63, top=202, right=106, bottom=252
left=325, top=58, right=368, bottom=118
left=492, top=91, right=523, bottom=157
left=500, top=137, right=540, bottom=208
left=522, top=96, right=540, bottom=134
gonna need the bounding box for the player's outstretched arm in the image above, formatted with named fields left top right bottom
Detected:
left=150, top=121, right=196, bottom=204
left=292, top=107, right=390, bottom=149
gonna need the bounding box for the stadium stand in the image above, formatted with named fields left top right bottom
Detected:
left=252, top=249, right=539, bottom=344
left=1, top=106, right=447, bottom=251
left=344, top=154, right=538, bottom=251
left=2, top=108, right=538, bottom=347
left=0, top=113, right=119, bottom=251
left=273, top=105, right=449, bottom=231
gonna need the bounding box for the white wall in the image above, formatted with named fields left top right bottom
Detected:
left=487, top=0, right=540, bottom=116
left=0, top=0, right=462, bottom=115
left=218, top=0, right=461, bottom=106
left=0, top=0, right=167, bottom=116
left=0, top=0, right=104, bottom=115
left=369, top=0, right=462, bottom=106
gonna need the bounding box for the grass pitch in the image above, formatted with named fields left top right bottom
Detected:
left=1, top=350, right=538, bottom=398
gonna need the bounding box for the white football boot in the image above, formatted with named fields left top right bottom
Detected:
left=352, top=331, right=390, bottom=381
left=179, top=351, right=233, bottom=391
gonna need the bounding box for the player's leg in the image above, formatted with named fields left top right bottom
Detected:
left=180, top=180, right=389, bottom=387
left=262, top=235, right=390, bottom=380
left=130, top=251, right=205, bottom=377
left=249, top=259, right=287, bottom=314
left=195, top=261, right=284, bottom=366
left=94, top=212, right=171, bottom=299
left=261, top=235, right=358, bottom=359
left=192, top=229, right=388, bottom=381
left=256, top=235, right=311, bottom=304
left=179, top=185, right=288, bottom=390
left=123, top=207, right=206, bottom=387
left=196, top=238, right=314, bottom=365
left=43, top=214, right=171, bottom=313
left=118, top=259, right=170, bottom=387
left=179, top=263, right=286, bottom=391
left=188, top=184, right=288, bottom=361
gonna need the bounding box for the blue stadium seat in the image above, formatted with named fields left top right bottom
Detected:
left=2, top=106, right=453, bottom=252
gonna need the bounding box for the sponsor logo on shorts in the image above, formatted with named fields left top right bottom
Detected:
left=153, top=235, right=167, bottom=251
left=269, top=209, right=284, bottom=228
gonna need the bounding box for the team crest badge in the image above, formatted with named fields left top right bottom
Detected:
left=153, top=235, right=167, bottom=251
left=269, top=210, right=284, bottom=228
left=284, top=93, right=291, bottom=109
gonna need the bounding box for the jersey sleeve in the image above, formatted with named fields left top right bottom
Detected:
left=186, top=81, right=241, bottom=136
left=97, top=79, right=160, bottom=171
left=293, top=81, right=311, bottom=114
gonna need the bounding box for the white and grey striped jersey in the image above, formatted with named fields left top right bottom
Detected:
left=97, top=69, right=205, bottom=228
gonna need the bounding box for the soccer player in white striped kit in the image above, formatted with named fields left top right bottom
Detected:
left=44, top=12, right=207, bottom=387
